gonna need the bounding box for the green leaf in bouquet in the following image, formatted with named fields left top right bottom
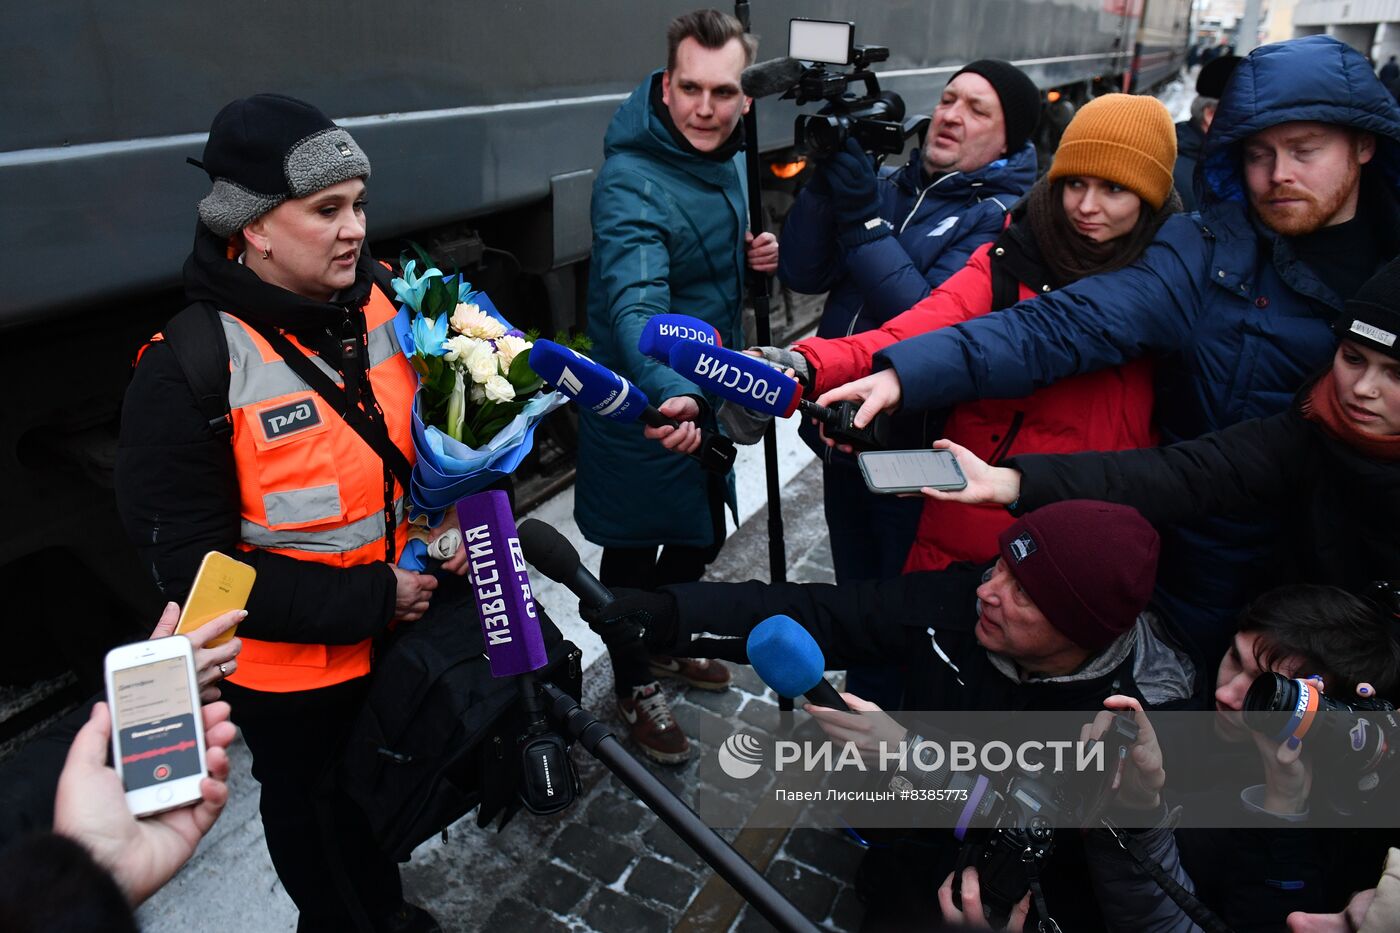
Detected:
left=432, top=360, right=459, bottom=395
left=476, top=415, right=514, bottom=439
left=409, top=354, right=431, bottom=379
left=555, top=330, right=592, bottom=353
left=507, top=351, right=544, bottom=394
left=410, top=241, right=436, bottom=273
left=422, top=275, right=456, bottom=319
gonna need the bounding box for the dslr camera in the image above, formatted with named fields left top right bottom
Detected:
left=785, top=19, right=928, bottom=159
left=1244, top=670, right=1400, bottom=810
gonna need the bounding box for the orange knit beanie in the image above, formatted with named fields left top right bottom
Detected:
left=1047, top=93, right=1177, bottom=209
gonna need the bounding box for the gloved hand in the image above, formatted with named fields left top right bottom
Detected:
left=718, top=400, right=772, bottom=445
left=748, top=345, right=813, bottom=388
left=823, top=137, right=881, bottom=229
left=579, top=587, right=679, bottom=653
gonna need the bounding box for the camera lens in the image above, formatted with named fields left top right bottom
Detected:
left=803, top=114, right=847, bottom=159
left=1241, top=671, right=1308, bottom=740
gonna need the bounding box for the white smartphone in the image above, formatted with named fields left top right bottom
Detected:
left=858, top=448, right=968, bottom=495
left=104, top=636, right=208, bottom=817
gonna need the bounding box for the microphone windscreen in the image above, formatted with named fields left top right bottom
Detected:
left=516, top=518, right=579, bottom=585
left=741, top=57, right=805, bottom=98
left=637, top=314, right=722, bottom=364
left=528, top=340, right=650, bottom=424
left=747, top=614, right=828, bottom=699
left=456, top=490, right=550, bottom=677
left=668, top=341, right=801, bottom=418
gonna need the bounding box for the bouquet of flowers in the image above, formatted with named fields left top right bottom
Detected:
left=390, top=251, right=569, bottom=525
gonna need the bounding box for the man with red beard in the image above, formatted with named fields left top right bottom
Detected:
left=818, top=36, right=1400, bottom=665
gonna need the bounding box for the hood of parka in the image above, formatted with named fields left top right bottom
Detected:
left=1197, top=35, right=1400, bottom=210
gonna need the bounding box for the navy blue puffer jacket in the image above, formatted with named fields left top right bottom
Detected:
left=780, top=142, right=1038, bottom=341
left=874, top=36, right=1400, bottom=653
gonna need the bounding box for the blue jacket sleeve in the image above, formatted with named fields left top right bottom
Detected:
left=876, top=217, right=1209, bottom=411
left=589, top=169, right=696, bottom=405
left=776, top=183, right=847, bottom=295
left=842, top=202, right=1005, bottom=324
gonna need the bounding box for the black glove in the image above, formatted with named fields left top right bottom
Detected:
left=579, top=588, right=679, bottom=653
left=824, top=137, right=881, bottom=230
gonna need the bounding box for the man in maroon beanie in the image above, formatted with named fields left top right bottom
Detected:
left=580, top=499, right=1202, bottom=929
left=587, top=498, right=1201, bottom=713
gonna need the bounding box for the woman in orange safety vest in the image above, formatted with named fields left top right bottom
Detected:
left=115, top=94, right=459, bottom=933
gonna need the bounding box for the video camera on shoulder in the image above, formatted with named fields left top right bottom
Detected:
left=786, top=19, right=928, bottom=159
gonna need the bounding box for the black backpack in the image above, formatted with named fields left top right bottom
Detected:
left=339, top=574, right=581, bottom=860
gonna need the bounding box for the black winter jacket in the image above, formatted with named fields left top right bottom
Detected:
left=1009, top=373, right=1400, bottom=602
left=665, top=569, right=1202, bottom=712
left=114, top=226, right=397, bottom=646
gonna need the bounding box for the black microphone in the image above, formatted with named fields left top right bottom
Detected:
left=741, top=56, right=805, bottom=98
left=517, top=519, right=614, bottom=612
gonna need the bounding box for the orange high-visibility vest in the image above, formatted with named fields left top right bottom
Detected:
left=222, top=286, right=417, bottom=692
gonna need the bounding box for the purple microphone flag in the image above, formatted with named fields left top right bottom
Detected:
left=456, top=489, right=549, bottom=677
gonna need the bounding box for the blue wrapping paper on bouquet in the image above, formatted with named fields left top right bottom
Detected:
left=390, top=267, right=566, bottom=569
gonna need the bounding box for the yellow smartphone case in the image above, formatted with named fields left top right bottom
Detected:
left=175, top=551, right=255, bottom=648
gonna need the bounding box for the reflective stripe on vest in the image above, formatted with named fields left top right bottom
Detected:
left=241, top=493, right=408, bottom=552
left=224, top=312, right=403, bottom=410
left=222, top=285, right=418, bottom=693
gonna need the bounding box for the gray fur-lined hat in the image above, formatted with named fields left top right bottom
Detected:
left=195, top=93, right=371, bottom=238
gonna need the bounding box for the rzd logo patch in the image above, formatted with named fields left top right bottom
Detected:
left=259, top=399, right=322, bottom=441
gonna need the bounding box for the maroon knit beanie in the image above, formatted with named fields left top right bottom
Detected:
left=996, top=500, right=1160, bottom=651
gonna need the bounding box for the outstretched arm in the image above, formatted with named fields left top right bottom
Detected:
left=875, top=221, right=1207, bottom=413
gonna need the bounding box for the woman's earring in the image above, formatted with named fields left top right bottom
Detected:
left=261, top=246, right=272, bottom=260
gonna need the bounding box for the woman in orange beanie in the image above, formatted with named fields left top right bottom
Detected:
left=764, top=93, right=1180, bottom=576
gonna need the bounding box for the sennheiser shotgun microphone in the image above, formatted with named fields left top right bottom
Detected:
left=741, top=56, right=804, bottom=98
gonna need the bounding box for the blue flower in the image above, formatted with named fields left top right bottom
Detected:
left=412, top=311, right=450, bottom=357
left=391, top=260, right=443, bottom=312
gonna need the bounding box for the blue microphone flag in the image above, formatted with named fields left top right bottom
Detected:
left=528, top=340, right=650, bottom=424
left=638, top=314, right=721, bottom=364
left=667, top=341, right=802, bottom=418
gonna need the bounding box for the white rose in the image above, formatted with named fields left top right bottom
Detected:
left=484, top=375, right=516, bottom=403
left=495, top=334, right=531, bottom=369
left=450, top=302, right=506, bottom=339
left=465, top=341, right=502, bottom=384
left=442, top=335, right=481, bottom=363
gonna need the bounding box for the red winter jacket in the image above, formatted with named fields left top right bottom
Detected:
left=792, top=239, right=1157, bottom=572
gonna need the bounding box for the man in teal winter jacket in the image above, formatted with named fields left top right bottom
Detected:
left=574, top=8, right=778, bottom=763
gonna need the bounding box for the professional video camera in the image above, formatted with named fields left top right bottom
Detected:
left=886, top=714, right=1139, bottom=927
left=784, top=19, right=927, bottom=159
left=1244, top=670, right=1400, bottom=810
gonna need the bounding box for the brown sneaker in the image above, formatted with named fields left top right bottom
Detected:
left=650, top=655, right=733, bottom=692
left=618, top=682, right=691, bottom=764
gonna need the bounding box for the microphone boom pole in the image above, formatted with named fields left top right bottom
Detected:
left=539, top=682, right=819, bottom=933
left=736, top=0, right=788, bottom=594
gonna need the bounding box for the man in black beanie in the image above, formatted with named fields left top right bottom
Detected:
left=770, top=59, right=1040, bottom=705
left=1173, top=54, right=1241, bottom=210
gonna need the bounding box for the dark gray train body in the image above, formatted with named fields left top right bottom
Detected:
left=0, top=0, right=1187, bottom=689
